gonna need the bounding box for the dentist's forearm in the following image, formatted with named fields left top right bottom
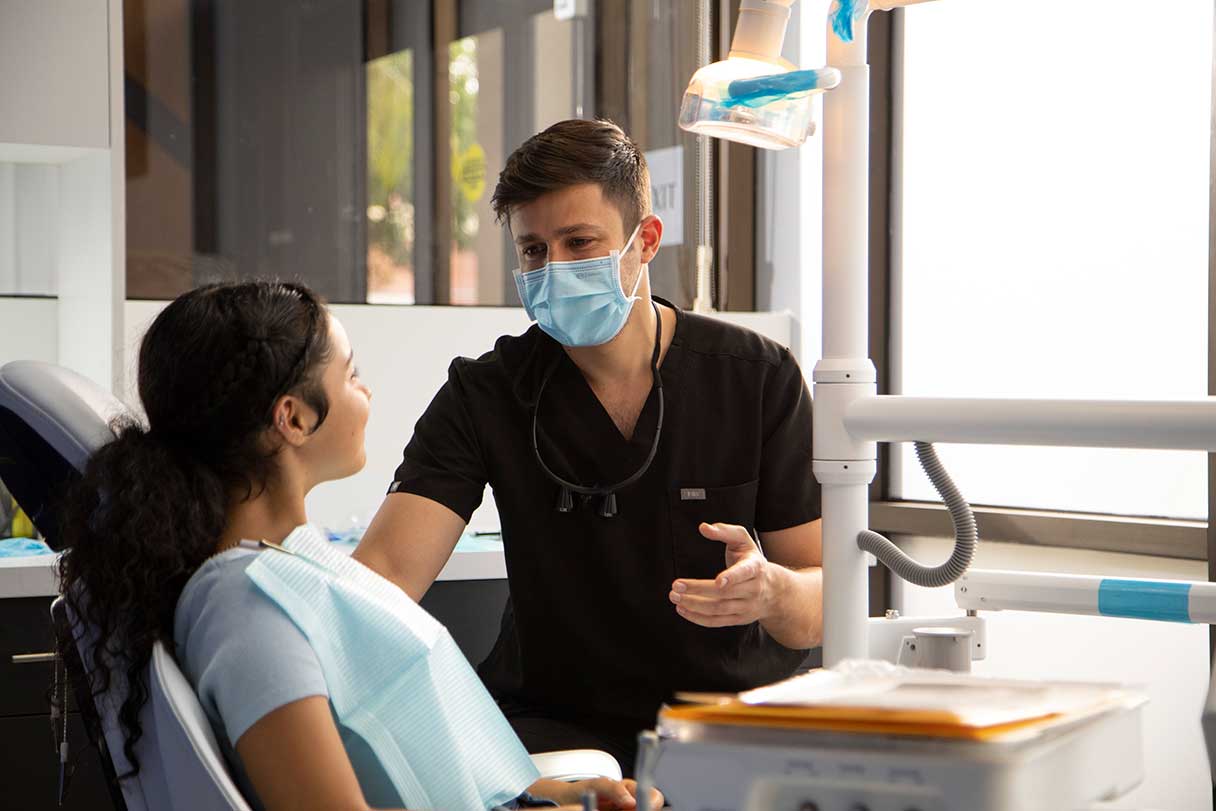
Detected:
left=759, top=564, right=823, bottom=649
left=353, top=494, right=465, bottom=600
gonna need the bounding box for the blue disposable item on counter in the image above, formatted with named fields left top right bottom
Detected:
left=0, top=537, right=54, bottom=557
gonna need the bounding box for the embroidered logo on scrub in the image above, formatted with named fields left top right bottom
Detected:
left=680, top=488, right=707, bottom=501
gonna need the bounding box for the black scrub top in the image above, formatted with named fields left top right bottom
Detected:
left=390, top=298, right=820, bottom=729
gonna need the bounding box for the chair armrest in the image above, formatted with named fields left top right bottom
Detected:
left=531, top=749, right=623, bottom=782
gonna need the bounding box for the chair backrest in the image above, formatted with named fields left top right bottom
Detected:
left=0, top=360, right=124, bottom=549
left=2, top=360, right=251, bottom=810
left=147, top=642, right=252, bottom=810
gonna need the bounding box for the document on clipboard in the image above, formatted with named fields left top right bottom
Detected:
left=666, top=660, right=1145, bottom=742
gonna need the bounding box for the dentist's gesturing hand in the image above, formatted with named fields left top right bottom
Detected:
left=668, top=522, right=774, bottom=628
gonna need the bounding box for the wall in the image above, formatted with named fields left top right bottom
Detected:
left=0, top=298, right=57, bottom=366
left=894, top=535, right=1213, bottom=811
left=0, top=0, right=110, bottom=150
left=0, top=164, right=58, bottom=295
left=123, top=300, right=793, bottom=532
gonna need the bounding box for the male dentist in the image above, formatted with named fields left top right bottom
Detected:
left=356, top=119, right=822, bottom=775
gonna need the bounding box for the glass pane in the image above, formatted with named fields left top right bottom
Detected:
left=633, top=0, right=701, bottom=308
left=532, top=10, right=577, bottom=132
left=895, top=0, right=1212, bottom=518
left=449, top=29, right=504, bottom=305
left=125, top=0, right=368, bottom=303
left=366, top=49, right=415, bottom=304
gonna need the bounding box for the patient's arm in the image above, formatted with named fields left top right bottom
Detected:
left=353, top=492, right=466, bottom=601
left=236, top=696, right=402, bottom=811
left=530, top=777, right=665, bottom=810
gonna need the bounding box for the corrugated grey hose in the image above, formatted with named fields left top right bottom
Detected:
left=857, top=442, right=977, bottom=587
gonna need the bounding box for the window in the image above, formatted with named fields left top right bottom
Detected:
left=121, top=0, right=753, bottom=308
left=366, top=48, right=416, bottom=304
left=893, top=0, right=1213, bottom=520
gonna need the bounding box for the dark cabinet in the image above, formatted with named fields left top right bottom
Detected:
left=0, top=596, right=113, bottom=809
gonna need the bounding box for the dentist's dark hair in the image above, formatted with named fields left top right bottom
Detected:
left=492, top=118, right=651, bottom=232
left=56, top=280, right=333, bottom=776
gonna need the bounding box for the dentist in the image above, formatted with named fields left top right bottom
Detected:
left=356, top=119, right=823, bottom=775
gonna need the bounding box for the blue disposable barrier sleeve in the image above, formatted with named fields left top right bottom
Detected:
left=1097, top=579, right=1192, bottom=623
left=831, top=0, right=866, bottom=43
left=724, top=69, right=833, bottom=109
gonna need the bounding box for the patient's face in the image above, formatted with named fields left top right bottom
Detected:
left=302, top=315, right=371, bottom=483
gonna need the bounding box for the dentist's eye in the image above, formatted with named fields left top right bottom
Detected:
left=522, top=244, right=546, bottom=259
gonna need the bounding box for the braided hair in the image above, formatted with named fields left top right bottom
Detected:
left=56, top=281, right=332, bottom=776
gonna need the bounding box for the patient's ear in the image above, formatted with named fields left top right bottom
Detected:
left=271, top=395, right=318, bottom=447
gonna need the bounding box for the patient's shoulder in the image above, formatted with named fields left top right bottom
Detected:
left=175, top=549, right=272, bottom=638
left=174, top=548, right=328, bottom=746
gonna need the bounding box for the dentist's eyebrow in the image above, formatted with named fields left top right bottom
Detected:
left=514, top=223, right=604, bottom=244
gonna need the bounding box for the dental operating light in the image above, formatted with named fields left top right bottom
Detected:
left=679, top=0, right=840, bottom=149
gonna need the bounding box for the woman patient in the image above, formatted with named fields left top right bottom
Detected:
left=57, top=281, right=660, bottom=811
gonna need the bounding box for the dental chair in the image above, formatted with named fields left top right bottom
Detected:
left=0, top=360, right=620, bottom=811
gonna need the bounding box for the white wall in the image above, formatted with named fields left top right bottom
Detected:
left=0, top=298, right=57, bottom=365
left=0, top=0, right=111, bottom=150
left=0, top=163, right=58, bottom=295
left=894, top=536, right=1213, bottom=811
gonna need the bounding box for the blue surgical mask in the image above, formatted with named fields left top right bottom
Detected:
left=514, top=222, right=645, bottom=347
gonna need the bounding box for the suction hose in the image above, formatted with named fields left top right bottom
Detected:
left=857, top=442, right=976, bottom=587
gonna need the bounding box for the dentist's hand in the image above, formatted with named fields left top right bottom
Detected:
left=669, top=522, right=774, bottom=628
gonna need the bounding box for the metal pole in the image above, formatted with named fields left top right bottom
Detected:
left=815, top=18, right=877, bottom=666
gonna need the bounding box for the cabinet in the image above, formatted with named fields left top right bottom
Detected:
left=0, top=596, right=115, bottom=809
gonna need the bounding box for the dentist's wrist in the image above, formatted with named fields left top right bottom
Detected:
left=757, top=558, right=786, bottom=622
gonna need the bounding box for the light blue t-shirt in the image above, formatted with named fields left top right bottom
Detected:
left=173, top=548, right=403, bottom=810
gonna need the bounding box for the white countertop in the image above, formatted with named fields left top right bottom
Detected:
left=0, top=535, right=507, bottom=599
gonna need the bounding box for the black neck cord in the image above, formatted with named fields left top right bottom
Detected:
left=530, top=301, right=665, bottom=518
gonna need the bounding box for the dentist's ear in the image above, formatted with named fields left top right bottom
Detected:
left=639, top=215, right=664, bottom=264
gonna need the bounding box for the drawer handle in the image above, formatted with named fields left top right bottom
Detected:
left=12, top=652, right=58, bottom=664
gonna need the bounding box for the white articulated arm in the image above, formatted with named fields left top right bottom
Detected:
left=730, top=1, right=796, bottom=61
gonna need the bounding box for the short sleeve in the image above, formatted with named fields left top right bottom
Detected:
left=390, top=359, right=489, bottom=522
left=175, top=554, right=330, bottom=747
left=755, top=348, right=821, bottom=532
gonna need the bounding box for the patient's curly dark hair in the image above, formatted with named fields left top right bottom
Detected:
left=56, top=281, right=332, bottom=776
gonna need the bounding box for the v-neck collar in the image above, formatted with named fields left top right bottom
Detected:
left=528, top=297, right=686, bottom=482
left=516, top=296, right=686, bottom=406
